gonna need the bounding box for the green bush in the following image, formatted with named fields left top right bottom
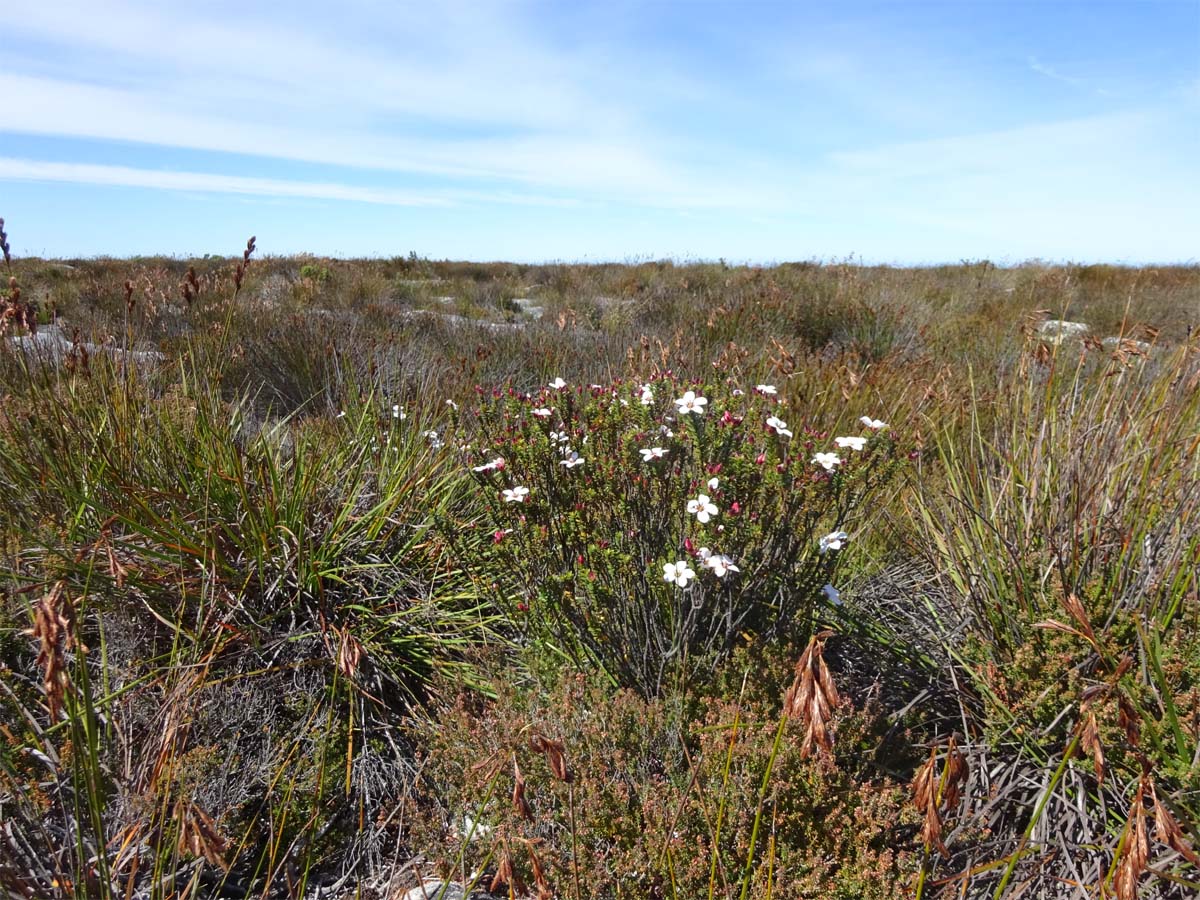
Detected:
left=453, top=372, right=904, bottom=696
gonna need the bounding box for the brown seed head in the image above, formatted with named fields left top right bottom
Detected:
left=783, top=630, right=840, bottom=759
left=530, top=732, right=572, bottom=783
left=1115, top=779, right=1149, bottom=900
left=23, top=582, right=83, bottom=722
left=512, top=759, right=532, bottom=820
left=1149, top=779, right=1200, bottom=865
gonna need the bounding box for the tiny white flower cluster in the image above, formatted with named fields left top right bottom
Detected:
left=766, top=415, right=792, bottom=438
left=698, top=547, right=739, bottom=578
left=473, top=457, right=505, bottom=473
left=819, top=530, right=849, bottom=553
left=809, top=414, right=888, bottom=471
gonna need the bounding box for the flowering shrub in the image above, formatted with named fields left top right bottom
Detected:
left=459, top=373, right=904, bottom=695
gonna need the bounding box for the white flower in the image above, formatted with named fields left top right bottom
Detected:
left=423, top=429, right=443, bottom=448
left=532, top=407, right=552, bottom=418
left=859, top=416, right=888, bottom=430
left=640, top=447, right=668, bottom=461
left=660, top=425, right=674, bottom=438
left=687, top=494, right=718, bottom=524
left=639, top=384, right=654, bottom=405
left=756, top=384, right=777, bottom=395
left=472, top=457, right=505, bottom=473
left=835, top=436, right=867, bottom=451
left=559, top=452, right=585, bottom=469
left=819, top=530, right=849, bottom=553
left=766, top=415, right=793, bottom=438
left=707, top=476, right=720, bottom=491
left=822, top=584, right=843, bottom=605
left=662, top=560, right=696, bottom=587
left=461, top=815, right=492, bottom=841
left=549, top=430, right=570, bottom=444
left=732, top=388, right=745, bottom=396
left=503, top=486, right=529, bottom=503
left=703, top=553, right=740, bottom=578
left=549, top=377, right=567, bottom=390
left=446, top=399, right=459, bottom=410
left=674, top=391, right=708, bottom=415
left=392, top=404, right=406, bottom=420
left=812, top=451, right=841, bottom=471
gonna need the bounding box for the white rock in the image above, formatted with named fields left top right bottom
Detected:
left=401, top=880, right=468, bottom=900
left=1037, top=320, right=1090, bottom=344
left=1101, top=336, right=1152, bottom=352
left=512, top=298, right=544, bottom=319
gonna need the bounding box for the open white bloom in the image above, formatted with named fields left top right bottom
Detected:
left=819, top=530, right=849, bottom=553
left=674, top=391, right=708, bottom=415
left=687, top=494, right=718, bottom=524
left=472, top=457, right=505, bottom=473
left=859, top=416, right=888, bottom=430
left=639, top=384, right=655, bottom=406
left=502, top=486, right=529, bottom=503
left=766, top=415, right=793, bottom=438
left=532, top=407, right=552, bottom=418
left=756, top=384, right=777, bottom=395
left=549, top=377, right=567, bottom=390
left=550, top=430, right=569, bottom=444
left=640, top=447, right=668, bottom=461
left=707, top=476, right=720, bottom=491
left=662, top=560, right=696, bottom=587
left=812, top=451, right=841, bottom=471
left=822, top=584, right=843, bottom=605
left=559, top=452, right=585, bottom=469
left=835, top=435, right=867, bottom=451
left=703, top=553, right=740, bottom=578
left=392, top=404, right=406, bottom=419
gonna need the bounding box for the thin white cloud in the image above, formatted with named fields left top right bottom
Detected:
left=1028, top=56, right=1086, bottom=88
left=0, top=157, right=450, bottom=206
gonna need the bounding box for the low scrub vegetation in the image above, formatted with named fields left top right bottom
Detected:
left=1, top=223, right=1198, bottom=899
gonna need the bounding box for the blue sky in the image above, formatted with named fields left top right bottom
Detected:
left=1, top=0, right=1197, bottom=262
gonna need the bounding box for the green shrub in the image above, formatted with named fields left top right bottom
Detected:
left=452, top=372, right=905, bottom=696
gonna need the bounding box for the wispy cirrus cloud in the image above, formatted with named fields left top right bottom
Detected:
left=0, top=157, right=450, bottom=206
